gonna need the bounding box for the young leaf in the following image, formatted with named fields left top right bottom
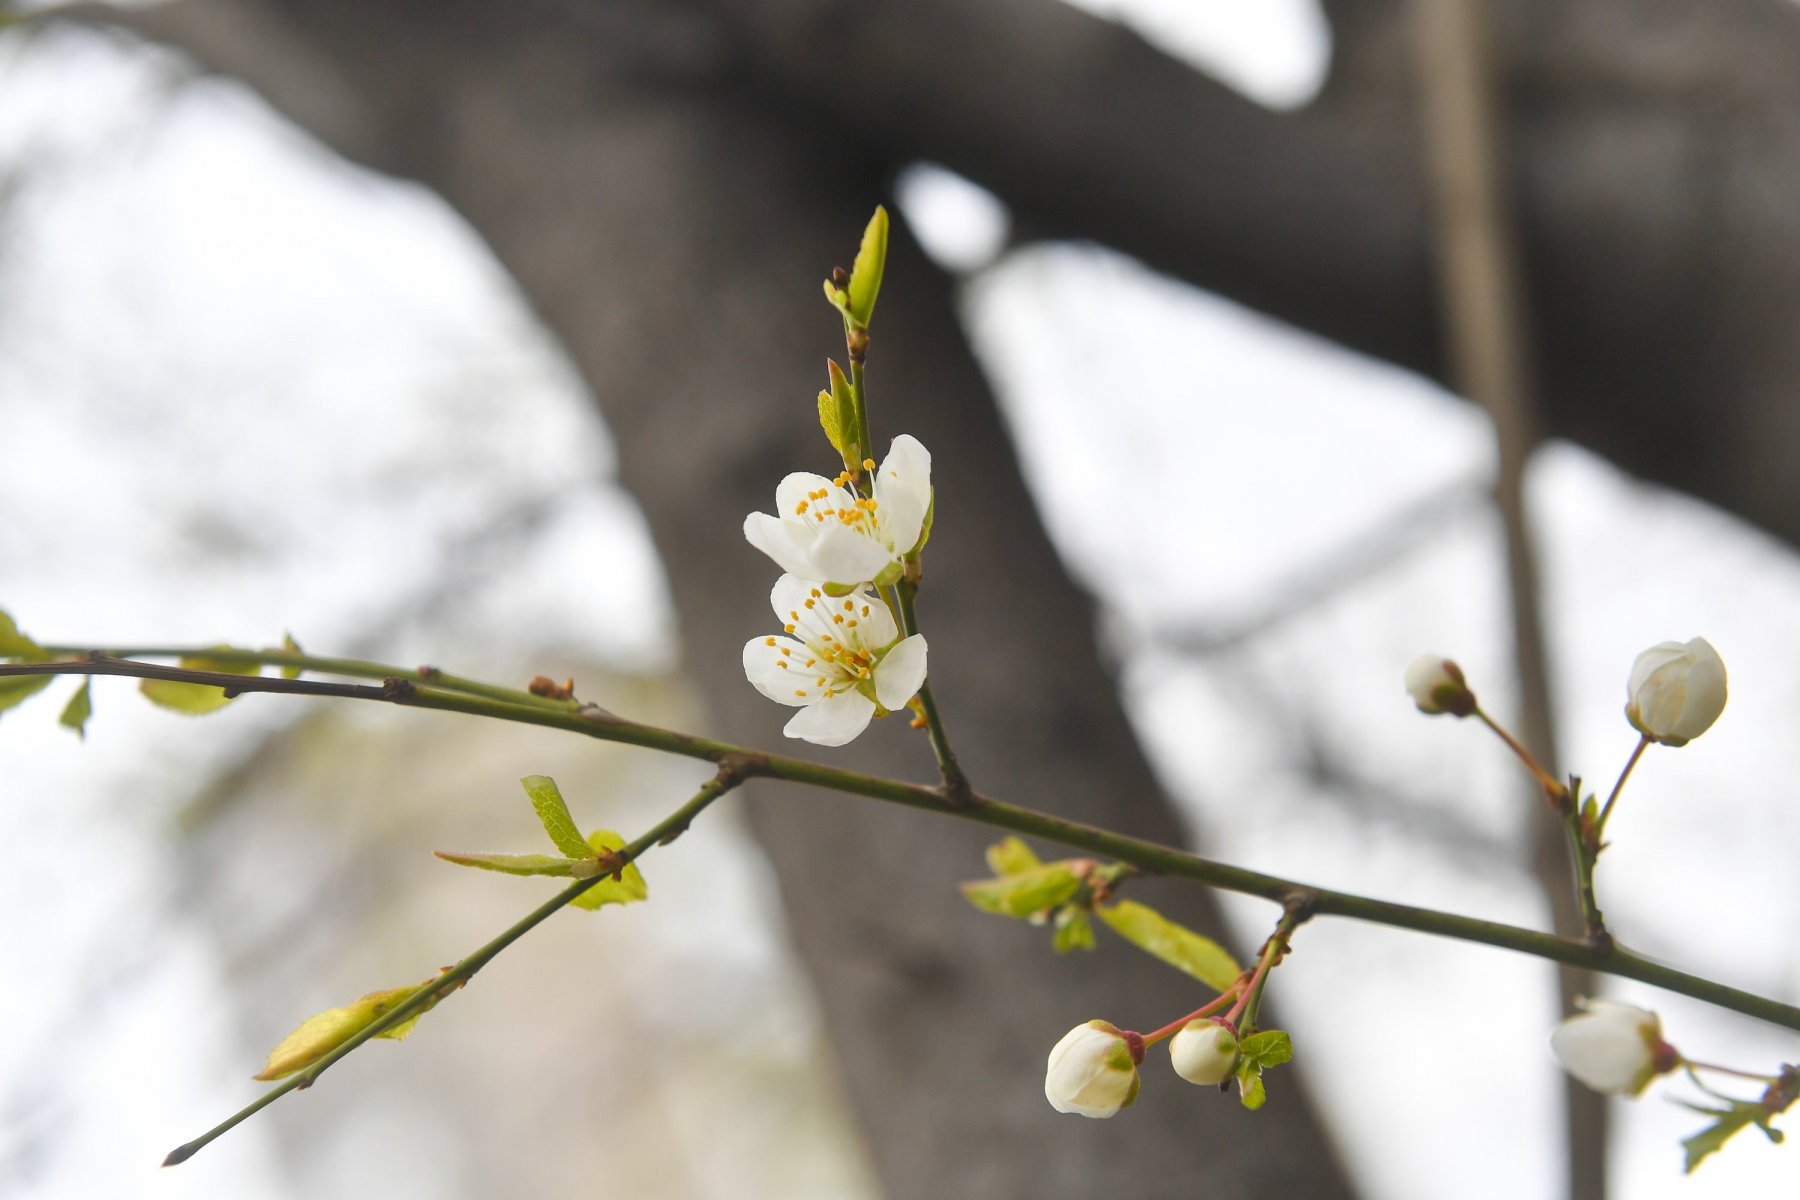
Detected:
left=0, top=610, right=48, bottom=660
left=1239, top=1029, right=1292, bottom=1069
left=253, top=975, right=454, bottom=1081
left=959, top=862, right=1082, bottom=918
left=520, top=775, right=592, bottom=859
left=1052, top=906, right=1095, bottom=954
left=1094, top=899, right=1242, bottom=991
left=139, top=650, right=261, bottom=715
left=58, top=679, right=93, bottom=739
left=280, top=631, right=304, bottom=680
left=846, top=206, right=889, bottom=329
left=985, top=835, right=1042, bottom=877
left=433, top=851, right=593, bottom=876
left=0, top=673, right=51, bottom=718
left=1680, top=1100, right=1786, bottom=1173
left=818, top=359, right=859, bottom=465
left=1236, top=1059, right=1269, bottom=1111
left=570, top=829, right=648, bottom=910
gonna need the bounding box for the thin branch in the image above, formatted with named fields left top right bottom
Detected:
left=7, top=649, right=1799, bottom=1032
left=161, top=764, right=748, bottom=1166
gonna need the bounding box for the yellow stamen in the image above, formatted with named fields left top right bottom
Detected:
left=862, top=458, right=876, bottom=470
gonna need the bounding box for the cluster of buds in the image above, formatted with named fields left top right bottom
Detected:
left=1044, top=1014, right=1271, bottom=1118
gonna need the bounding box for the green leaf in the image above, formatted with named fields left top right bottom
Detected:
left=138, top=650, right=261, bottom=715
left=846, top=206, right=889, bottom=329
left=280, top=631, right=303, bottom=680
left=1052, top=906, right=1095, bottom=954
left=985, top=835, right=1042, bottom=876
left=253, top=975, right=454, bottom=1081
left=1094, top=899, right=1242, bottom=991
left=1237, top=1059, right=1268, bottom=1111
left=432, top=850, right=594, bottom=876
left=0, top=674, right=51, bottom=718
left=817, top=359, right=859, bottom=465
left=58, top=679, right=92, bottom=739
left=0, top=610, right=48, bottom=660
left=1239, top=1029, right=1292, bottom=1069
left=959, top=862, right=1082, bottom=918
left=521, top=775, right=592, bottom=859
left=1680, top=1100, right=1786, bottom=1173
left=570, top=829, right=649, bottom=910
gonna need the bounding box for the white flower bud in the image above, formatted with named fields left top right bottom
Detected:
left=1549, top=998, right=1672, bottom=1096
left=1625, top=637, right=1727, bottom=746
left=1404, top=655, right=1475, bottom=717
left=1044, top=1020, right=1141, bottom=1118
left=1169, top=1019, right=1238, bottom=1086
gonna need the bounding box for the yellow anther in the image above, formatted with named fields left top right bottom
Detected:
left=794, top=501, right=808, bottom=515
left=805, top=658, right=815, bottom=667
left=832, top=614, right=844, bottom=624
left=817, top=677, right=827, bottom=686
left=844, top=599, right=855, bottom=611
left=810, top=587, right=822, bottom=597
left=804, top=598, right=815, bottom=608
left=862, top=458, right=875, bottom=470
left=780, top=648, right=791, bottom=657
left=861, top=605, right=871, bottom=617
left=847, top=620, right=858, bottom=628
left=777, top=661, right=788, bottom=670
left=764, top=637, right=776, bottom=646
left=784, top=623, right=796, bottom=633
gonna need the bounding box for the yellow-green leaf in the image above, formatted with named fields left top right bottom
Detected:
left=280, top=631, right=303, bottom=680
left=846, top=206, right=889, bottom=329
left=1095, top=899, right=1241, bottom=991
left=253, top=975, right=452, bottom=1081
left=0, top=610, right=48, bottom=660
left=1052, top=906, right=1095, bottom=954
left=58, top=679, right=92, bottom=739
left=521, top=775, right=592, bottom=858
left=432, top=850, right=593, bottom=876
left=139, top=649, right=261, bottom=715
left=985, top=835, right=1042, bottom=877
left=818, top=358, right=859, bottom=465
left=0, top=674, right=51, bottom=717
left=570, top=829, right=648, bottom=910
left=959, top=862, right=1081, bottom=918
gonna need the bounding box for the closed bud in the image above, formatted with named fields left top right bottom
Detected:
left=1404, top=655, right=1476, bottom=717
left=1549, top=998, right=1676, bottom=1097
left=1169, top=1018, right=1238, bottom=1086
left=1625, top=637, right=1727, bottom=746
left=1044, top=1020, right=1142, bottom=1118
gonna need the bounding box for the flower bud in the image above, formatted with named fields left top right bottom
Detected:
left=1625, top=637, right=1727, bottom=746
left=1044, top=1020, right=1142, bottom=1118
left=1404, top=655, right=1476, bottom=717
left=1549, top=998, right=1675, bottom=1096
left=1169, top=1019, right=1238, bottom=1086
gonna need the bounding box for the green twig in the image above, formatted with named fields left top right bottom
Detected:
left=6, top=651, right=1800, bottom=1032
left=892, top=579, right=969, bottom=802
left=162, top=765, right=747, bottom=1166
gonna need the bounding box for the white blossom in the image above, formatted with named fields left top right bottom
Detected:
left=1550, top=998, right=1671, bottom=1096
left=742, top=574, right=927, bottom=747
left=1044, top=1020, right=1141, bottom=1118
left=1404, top=654, right=1474, bottom=717
left=1169, top=1019, right=1238, bottom=1086
left=743, top=434, right=932, bottom=587
left=1625, top=637, right=1727, bottom=746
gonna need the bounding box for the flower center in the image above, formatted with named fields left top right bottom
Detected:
left=792, top=475, right=884, bottom=542
left=781, top=586, right=883, bottom=698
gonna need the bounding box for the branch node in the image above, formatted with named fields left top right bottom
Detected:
left=381, top=676, right=417, bottom=701
left=1280, top=888, right=1319, bottom=925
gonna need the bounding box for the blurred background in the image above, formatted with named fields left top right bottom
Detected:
left=2, top=1, right=1798, bottom=1197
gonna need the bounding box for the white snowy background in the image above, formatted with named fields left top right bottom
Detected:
left=2, top=3, right=1796, bottom=1197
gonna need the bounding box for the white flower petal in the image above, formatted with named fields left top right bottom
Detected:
left=783, top=691, right=877, bottom=746
left=744, top=513, right=819, bottom=579
left=874, top=434, right=932, bottom=555
left=845, top=589, right=898, bottom=648
left=810, top=525, right=897, bottom=586
left=875, top=634, right=928, bottom=709
left=770, top=574, right=822, bottom=625
left=774, top=472, right=842, bottom=521
left=743, top=636, right=818, bottom=706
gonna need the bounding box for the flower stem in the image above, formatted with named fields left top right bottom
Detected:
left=893, top=579, right=970, bottom=802
left=1475, top=706, right=1567, bottom=805
left=1226, top=909, right=1304, bottom=1030
left=8, top=651, right=1800, bottom=1032
left=1141, top=987, right=1241, bottom=1047
left=161, top=766, right=744, bottom=1166
left=1593, top=734, right=1650, bottom=845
